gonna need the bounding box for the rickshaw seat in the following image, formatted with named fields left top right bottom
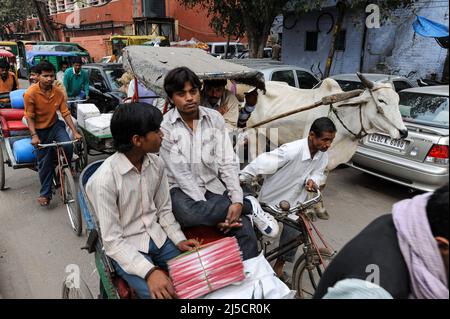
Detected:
left=0, top=109, right=28, bottom=137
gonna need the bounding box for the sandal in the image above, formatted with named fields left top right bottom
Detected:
left=37, top=197, right=51, bottom=207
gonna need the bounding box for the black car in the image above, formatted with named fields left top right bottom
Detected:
left=82, top=63, right=126, bottom=114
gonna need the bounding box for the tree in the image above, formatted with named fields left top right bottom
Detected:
left=178, top=0, right=416, bottom=59
left=0, top=0, right=36, bottom=39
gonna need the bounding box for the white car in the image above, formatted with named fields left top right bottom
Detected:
left=231, top=59, right=320, bottom=89
left=208, top=42, right=247, bottom=59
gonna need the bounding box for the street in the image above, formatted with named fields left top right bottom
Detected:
left=0, top=154, right=418, bottom=298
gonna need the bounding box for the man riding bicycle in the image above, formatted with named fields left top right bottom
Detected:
left=24, top=61, right=82, bottom=206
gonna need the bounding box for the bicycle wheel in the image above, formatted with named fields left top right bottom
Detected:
left=0, top=144, right=5, bottom=190
left=62, top=167, right=82, bottom=236
left=292, top=248, right=334, bottom=299
left=62, top=276, right=94, bottom=299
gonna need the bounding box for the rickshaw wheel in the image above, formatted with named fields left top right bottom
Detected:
left=63, top=168, right=82, bottom=236
left=62, top=276, right=94, bottom=299
left=0, top=144, right=5, bottom=190
left=76, top=130, right=89, bottom=172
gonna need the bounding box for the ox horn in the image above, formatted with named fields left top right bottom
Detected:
left=357, top=72, right=375, bottom=90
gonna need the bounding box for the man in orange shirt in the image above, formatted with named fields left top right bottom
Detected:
left=24, top=61, right=82, bottom=206
left=0, top=59, right=19, bottom=105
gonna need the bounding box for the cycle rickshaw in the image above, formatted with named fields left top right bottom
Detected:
left=62, top=46, right=335, bottom=299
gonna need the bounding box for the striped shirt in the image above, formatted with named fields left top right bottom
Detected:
left=86, top=152, right=186, bottom=279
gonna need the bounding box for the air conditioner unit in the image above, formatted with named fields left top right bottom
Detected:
left=142, top=0, right=166, bottom=18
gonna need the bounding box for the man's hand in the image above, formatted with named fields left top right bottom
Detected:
left=146, top=269, right=177, bottom=299
left=226, top=203, right=243, bottom=225
left=31, top=134, right=41, bottom=147
left=176, top=239, right=200, bottom=252
left=305, top=179, right=318, bottom=192
left=218, top=103, right=229, bottom=115
left=73, top=131, right=82, bottom=141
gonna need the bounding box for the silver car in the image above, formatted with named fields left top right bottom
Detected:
left=230, top=59, right=320, bottom=89
left=348, top=85, right=449, bottom=192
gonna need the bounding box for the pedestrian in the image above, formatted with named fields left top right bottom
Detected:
left=63, top=56, right=89, bottom=100
left=28, top=65, right=40, bottom=85
left=0, top=59, right=19, bottom=104
left=314, top=183, right=449, bottom=299
left=56, top=61, right=69, bottom=83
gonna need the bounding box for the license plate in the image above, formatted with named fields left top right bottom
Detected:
left=369, top=134, right=407, bottom=150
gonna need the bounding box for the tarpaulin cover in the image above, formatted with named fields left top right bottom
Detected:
left=123, top=46, right=266, bottom=98
left=413, top=16, right=449, bottom=38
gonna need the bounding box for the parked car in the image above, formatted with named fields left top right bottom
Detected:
left=237, top=47, right=272, bottom=59
left=348, top=85, right=449, bottom=192
left=81, top=63, right=126, bottom=115
left=315, top=73, right=416, bottom=92
left=231, top=59, right=320, bottom=89
left=208, top=42, right=247, bottom=59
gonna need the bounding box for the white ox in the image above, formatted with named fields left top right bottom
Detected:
left=241, top=74, right=408, bottom=172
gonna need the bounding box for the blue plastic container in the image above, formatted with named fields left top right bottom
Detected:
left=13, top=138, right=36, bottom=163
left=10, top=89, right=27, bottom=109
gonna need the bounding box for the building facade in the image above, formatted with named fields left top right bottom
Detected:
left=283, top=0, right=449, bottom=81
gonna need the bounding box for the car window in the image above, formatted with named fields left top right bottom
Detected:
left=296, top=70, right=319, bottom=89
left=215, top=45, right=225, bottom=54
left=237, top=44, right=246, bottom=53
left=393, top=80, right=412, bottom=92
left=399, top=92, right=449, bottom=128
left=271, top=70, right=296, bottom=87
left=335, top=80, right=365, bottom=92
left=105, top=68, right=125, bottom=91
left=89, top=69, right=107, bottom=88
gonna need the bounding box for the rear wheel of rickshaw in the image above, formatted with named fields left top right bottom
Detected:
left=63, top=167, right=82, bottom=236
left=62, top=276, right=94, bottom=299
left=292, top=248, right=334, bottom=299
left=0, top=144, right=5, bottom=190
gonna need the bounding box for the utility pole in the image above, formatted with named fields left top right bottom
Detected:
left=32, top=0, right=58, bottom=41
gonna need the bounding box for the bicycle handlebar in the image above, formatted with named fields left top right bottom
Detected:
left=37, top=140, right=79, bottom=149
left=262, top=190, right=322, bottom=215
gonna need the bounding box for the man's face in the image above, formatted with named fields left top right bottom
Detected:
left=61, top=64, right=68, bottom=72
left=309, top=131, right=336, bottom=153
left=204, top=84, right=225, bottom=106
left=436, top=237, right=449, bottom=284
left=39, top=70, right=55, bottom=87
left=0, top=67, right=7, bottom=78
left=73, top=63, right=82, bottom=73
left=171, top=81, right=201, bottom=116
left=29, top=72, right=39, bottom=84
left=136, top=129, right=164, bottom=154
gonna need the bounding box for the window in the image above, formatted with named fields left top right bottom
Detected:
left=214, top=45, right=225, bottom=54
left=399, top=92, right=449, bottom=128
left=89, top=69, right=107, bottom=90
left=271, top=70, right=296, bottom=87
left=305, top=31, right=318, bottom=51
left=296, top=71, right=319, bottom=89
left=393, top=81, right=412, bottom=92
left=336, top=30, right=346, bottom=51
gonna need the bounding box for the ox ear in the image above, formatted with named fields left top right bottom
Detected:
left=381, top=76, right=395, bottom=89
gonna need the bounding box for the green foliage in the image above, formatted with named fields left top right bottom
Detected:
left=0, top=0, right=36, bottom=36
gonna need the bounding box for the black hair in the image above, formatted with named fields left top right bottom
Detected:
left=110, top=103, right=163, bottom=153
left=59, top=61, right=69, bottom=68
left=164, top=67, right=202, bottom=98
left=427, top=184, right=449, bottom=240
left=72, top=56, right=83, bottom=64
left=310, top=117, right=337, bottom=137
left=203, top=79, right=228, bottom=89
left=0, top=59, right=10, bottom=70
left=30, top=65, right=40, bottom=74
left=36, top=61, right=56, bottom=74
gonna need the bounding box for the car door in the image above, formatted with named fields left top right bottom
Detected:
left=87, top=68, right=110, bottom=113
left=296, top=70, right=319, bottom=89
left=271, top=70, right=296, bottom=87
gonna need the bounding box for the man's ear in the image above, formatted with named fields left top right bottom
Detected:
left=131, top=135, right=141, bottom=147
left=436, top=237, right=449, bottom=253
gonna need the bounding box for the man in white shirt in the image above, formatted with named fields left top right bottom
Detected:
left=86, top=103, right=199, bottom=299
left=240, top=117, right=337, bottom=279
